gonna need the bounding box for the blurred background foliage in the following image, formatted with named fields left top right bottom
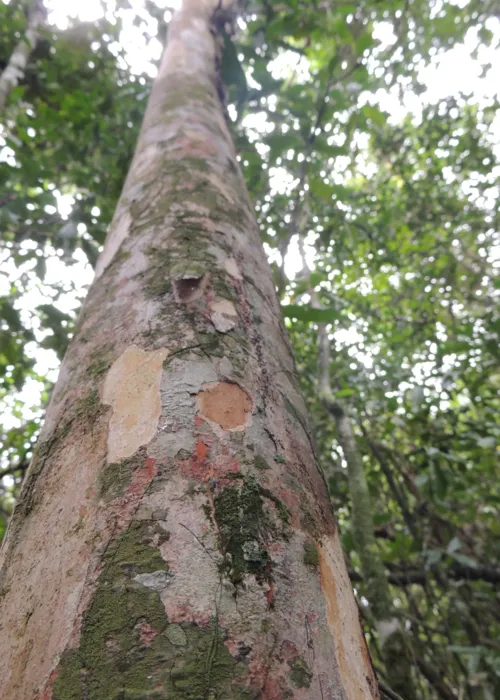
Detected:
left=0, top=0, right=499, bottom=698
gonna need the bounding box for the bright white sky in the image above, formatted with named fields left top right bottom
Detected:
left=1, top=0, right=499, bottom=435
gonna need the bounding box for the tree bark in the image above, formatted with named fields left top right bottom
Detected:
left=0, top=0, right=45, bottom=113
left=0, top=2, right=378, bottom=698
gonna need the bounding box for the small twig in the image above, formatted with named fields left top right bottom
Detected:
left=179, top=522, right=218, bottom=565
left=379, top=681, right=405, bottom=700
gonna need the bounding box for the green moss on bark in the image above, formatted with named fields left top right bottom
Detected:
left=213, top=476, right=270, bottom=585
left=11, top=388, right=106, bottom=529
left=87, top=344, right=114, bottom=378
left=212, top=475, right=289, bottom=587
left=53, top=521, right=250, bottom=699
left=98, top=448, right=148, bottom=502
left=303, top=541, right=319, bottom=568
left=288, top=656, right=313, bottom=688
left=254, top=455, right=271, bottom=471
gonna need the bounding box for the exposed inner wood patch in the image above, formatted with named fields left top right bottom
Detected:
left=318, top=533, right=378, bottom=699
left=102, top=345, right=169, bottom=463
left=196, top=381, right=252, bottom=430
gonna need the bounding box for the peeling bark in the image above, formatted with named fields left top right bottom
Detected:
left=0, top=2, right=379, bottom=698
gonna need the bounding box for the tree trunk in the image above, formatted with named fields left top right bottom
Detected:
left=0, top=2, right=379, bottom=698
left=0, top=0, right=45, bottom=113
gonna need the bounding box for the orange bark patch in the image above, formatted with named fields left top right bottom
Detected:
left=318, top=534, right=378, bottom=699
left=179, top=438, right=240, bottom=481
left=194, top=438, right=208, bottom=462
left=184, top=437, right=209, bottom=480
left=196, top=381, right=252, bottom=430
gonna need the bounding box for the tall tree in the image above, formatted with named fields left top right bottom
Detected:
left=0, top=2, right=379, bottom=698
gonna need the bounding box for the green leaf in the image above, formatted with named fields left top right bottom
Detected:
left=281, top=305, right=340, bottom=323
left=446, top=536, right=461, bottom=555
left=451, top=553, right=478, bottom=569
left=309, top=177, right=335, bottom=200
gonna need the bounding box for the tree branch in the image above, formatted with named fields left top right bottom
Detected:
left=0, top=0, right=46, bottom=113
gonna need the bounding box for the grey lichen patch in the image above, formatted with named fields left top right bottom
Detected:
left=98, top=449, right=147, bottom=502
left=288, top=656, right=313, bottom=688
left=209, top=299, right=238, bottom=333
left=303, top=541, right=319, bottom=568
left=134, top=570, right=172, bottom=592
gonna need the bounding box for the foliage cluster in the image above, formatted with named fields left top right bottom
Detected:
left=1, top=1, right=499, bottom=698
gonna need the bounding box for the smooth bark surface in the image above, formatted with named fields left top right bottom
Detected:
left=0, top=2, right=378, bottom=698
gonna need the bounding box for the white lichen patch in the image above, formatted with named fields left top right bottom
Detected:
left=102, top=345, right=169, bottom=463
left=318, top=533, right=376, bottom=699
left=94, top=210, right=132, bottom=280
left=223, top=257, right=242, bottom=280
left=209, top=299, right=238, bottom=333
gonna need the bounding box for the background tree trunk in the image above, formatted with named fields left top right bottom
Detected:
left=0, top=0, right=45, bottom=113
left=297, top=240, right=417, bottom=700
left=0, top=2, right=379, bottom=698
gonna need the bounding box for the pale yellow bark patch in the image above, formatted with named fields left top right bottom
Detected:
left=103, top=345, right=168, bottom=463
left=209, top=299, right=238, bottom=332
left=95, top=210, right=132, bottom=280
left=318, top=533, right=377, bottom=700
